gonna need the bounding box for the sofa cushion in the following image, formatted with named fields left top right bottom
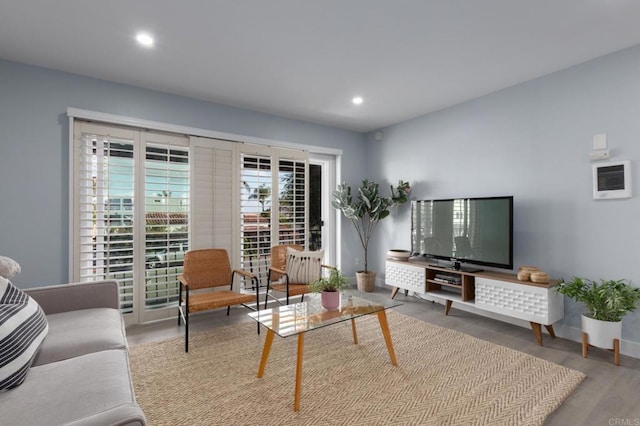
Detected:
left=0, top=349, right=145, bottom=426
left=285, top=247, right=324, bottom=284
left=0, top=278, right=48, bottom=390
left=32, top=307, right=127, bottom=366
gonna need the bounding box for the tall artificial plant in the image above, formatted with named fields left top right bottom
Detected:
left=332, top=179, right=410, bottom=273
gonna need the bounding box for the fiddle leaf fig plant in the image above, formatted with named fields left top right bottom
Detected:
left=332, top=179, right=410, bottom=273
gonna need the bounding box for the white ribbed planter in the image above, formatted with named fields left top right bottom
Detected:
left=582, top=314, right=622, bottom=349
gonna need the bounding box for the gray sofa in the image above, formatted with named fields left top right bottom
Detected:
left=0, top=280, right=146, bottom=425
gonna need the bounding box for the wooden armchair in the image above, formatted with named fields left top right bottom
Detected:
left=264, top=244, right=330, bottom=307
left=178, top=248, right=259, bottom=352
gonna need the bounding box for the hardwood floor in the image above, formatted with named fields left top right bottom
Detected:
left=126, top=288, right=640, bottom=425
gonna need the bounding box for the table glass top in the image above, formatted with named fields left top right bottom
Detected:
left=247, top=289, right=402, bottom=338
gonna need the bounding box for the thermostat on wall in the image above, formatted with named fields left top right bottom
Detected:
left=593, top=160, right=632, bottom=199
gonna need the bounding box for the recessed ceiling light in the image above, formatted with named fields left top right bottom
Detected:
left=352, top=96, right=363, bottom=105
left=136, top=32, right=154, bottom=47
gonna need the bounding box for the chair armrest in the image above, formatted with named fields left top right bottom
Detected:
left=321, top=264, right=337, bottom=271
left=233, top=269, right=257, bottom=280
left=269, top=266, right=286, bottom=276
left=25, top=280, right=119, bottom=314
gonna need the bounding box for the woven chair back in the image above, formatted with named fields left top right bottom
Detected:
left=270, top=244, right=303, bottom=281
left=182, top=249, right=232, bottom=290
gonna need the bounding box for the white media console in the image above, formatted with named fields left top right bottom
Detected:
left=385, top=259, right=564, bottom=345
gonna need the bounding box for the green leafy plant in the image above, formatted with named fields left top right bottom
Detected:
left=331, top=179, right=410, bottom=273
left=555, top=277, right=640, bottom=322
left=309, top=268, right=351, bottom=293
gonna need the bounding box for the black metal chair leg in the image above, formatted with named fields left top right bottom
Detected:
left=185, top=311, right=189, bottom=353
left=177, top=284, right=182, bottom=325
left=184, top=288, right=190, bottom=353
left=254, top=277, right=261, bottom=335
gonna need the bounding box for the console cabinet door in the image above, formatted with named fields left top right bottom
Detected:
left=385, top=261, right=426, bottom=294
left=475, top=277, right=563, bottom=325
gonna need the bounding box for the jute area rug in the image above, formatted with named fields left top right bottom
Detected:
left=129, top=311, right=585, bottom=426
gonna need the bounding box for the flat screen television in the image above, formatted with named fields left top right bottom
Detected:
left=411, top=196, right=513, bottom=272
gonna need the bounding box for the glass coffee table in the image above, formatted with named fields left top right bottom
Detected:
left=247, top=289, right=402, bottom=411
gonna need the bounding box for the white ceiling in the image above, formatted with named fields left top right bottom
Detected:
left=2, top=1, right=640, bottom=133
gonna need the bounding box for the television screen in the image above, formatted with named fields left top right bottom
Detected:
left=411, top=196, right=513, bottom=271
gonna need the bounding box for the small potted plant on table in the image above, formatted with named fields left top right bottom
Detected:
left=556, top=277, right=640, bottom=365
left=309, top=268, right=351, bottom=310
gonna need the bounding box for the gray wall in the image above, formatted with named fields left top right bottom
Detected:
left=368, top=45, right=640, bottom=351
left=2, top=44, right=640, bottom=351
left=0, top=59, right=366, bottom=287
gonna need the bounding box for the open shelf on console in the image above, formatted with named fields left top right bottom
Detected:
left=427, top=290, right=475, bottom=306
left=425, top=269, right=475, bottom=301
left=427, top=279, right=463, bottom=290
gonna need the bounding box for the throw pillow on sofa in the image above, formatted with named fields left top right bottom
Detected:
left=0, top=277, right=48, bottom=391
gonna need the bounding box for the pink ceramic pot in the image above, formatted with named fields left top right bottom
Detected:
left=321, top=290, right=340, bottom=310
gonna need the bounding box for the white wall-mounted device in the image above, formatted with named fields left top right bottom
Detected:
left=590, top=133, right=610, bottom=161
left=590, top=149, right=610, bottom=160
left=592, top=160, right=632, bottom=199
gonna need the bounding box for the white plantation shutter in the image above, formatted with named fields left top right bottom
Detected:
left=277, top=148, right=308, bottom=248
left=72, top=117, right=312, bottom=323
left=141, top=132, right=189, bottom=316
left=239, top=145, right=309, bottom=288
left=190, top=136, right=236, bottom=254
left=73, top=122, right=137, bottom=314
left=240, top=144, right=272, bottom=287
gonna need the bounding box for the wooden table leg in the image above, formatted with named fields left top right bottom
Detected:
left=294, top=333, right=305, bottom=412
left=257, top=329, right=275, bottom=378
left=614, top=338, right=620, bottom=366
left=351, top=318, right=358, bottom=344
left=444, top=300, right=453, bottom=316
left=377, top=310, right=398, bottom=366
left=530, top=322, right=543, bottom=346
left=390, top=287, right=399, bottom=299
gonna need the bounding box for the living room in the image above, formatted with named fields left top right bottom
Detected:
left=1, top=2, right=640, bottom=425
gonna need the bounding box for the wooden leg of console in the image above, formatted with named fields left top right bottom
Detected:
left=530, top=322, right=543, bottom=346
left=544, top=324, right=556, bottom=338
left=581, top=332, right=589, bottom=358
left=614, top=338, right=620, bottom=366
left=444, top=300, right=453, bottom=316
left=390, top=287, right=399, bottom=299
